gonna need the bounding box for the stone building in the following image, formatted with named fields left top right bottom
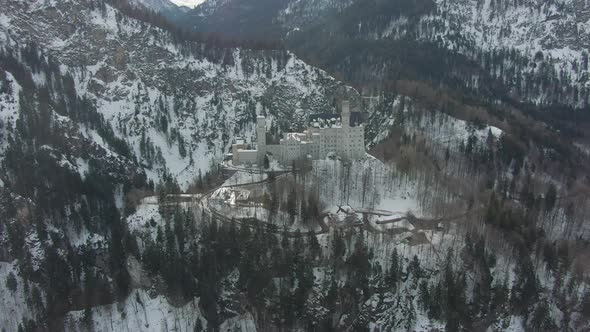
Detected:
left=232, top=101, right=365, bottom=166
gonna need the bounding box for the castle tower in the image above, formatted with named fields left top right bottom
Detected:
left=341, top=100, right=351, bottom=159
left=342, top=100, right=350, bottom=128
left=256, top=116, right=266, bottom=163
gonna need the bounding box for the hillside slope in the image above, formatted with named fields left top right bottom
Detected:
left=180, top=0, right=590, bottom=109
left=0, top=0, right=348, bottom=188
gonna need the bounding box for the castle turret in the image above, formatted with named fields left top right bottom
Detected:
left=342, top=100, right=350, bottom=128
left=256, top=116, right=266, bottom=163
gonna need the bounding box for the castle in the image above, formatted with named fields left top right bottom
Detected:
left=232, top=101, right=365, bottom=166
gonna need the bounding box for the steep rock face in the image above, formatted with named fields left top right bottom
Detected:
left=129, top=0, right=178, bottom=12
left=183, top=0, right=590, bottom=108
left=129, top=0, right=192, bottom=18
left=0, top=0, right=349, bottom=188
left=430, top=0, right=590, bottom=57
left=276, top=0, right=590, bottom=59
left=277, top=0, right=355, bottom=32
left=0, top=0, right=352, bottom=330
left=388, top=0, right=590, bottom=105
left=179, top=0, right=292, bottom=39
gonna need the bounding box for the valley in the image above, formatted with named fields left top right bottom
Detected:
left=0, top=0, right=590, bottom=331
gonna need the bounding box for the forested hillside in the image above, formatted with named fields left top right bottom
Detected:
left=180, top=0, right=590, bottom=111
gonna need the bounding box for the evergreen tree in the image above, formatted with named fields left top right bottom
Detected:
left=263, top=154, right=270, bottom=169
left=545, top=184, right=557, bottom=212
left=530, top=300, right=557, bottom=331
left=178, top=135, right=187, bottom=158
left=418, top=280, right=430, bottom=310
left=408, top=255, right=423, bottom=282
left=332, top=230, right=346, bottom=264
left=287, top=188, right=297, bottom=222
left=307, top=231, right=320, bottom=260
left=511, top=252, right=537, bottom=314
left=194, top=318, right=203, bottom=332
left=387, top=248, right=400, bottom=289
left=404, top=295, right=416, bottom=331
left=6, top=272, right=17, bottom=300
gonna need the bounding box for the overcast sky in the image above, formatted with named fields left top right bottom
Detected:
left=170, top=0, right=204, bottom=8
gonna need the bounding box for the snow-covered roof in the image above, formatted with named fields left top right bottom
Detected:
left=283, top=132, right=314, bottom=144
left=309, top=112, right=363, bottom=128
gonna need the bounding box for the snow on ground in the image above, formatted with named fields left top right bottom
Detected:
left=209, top=199, right=318, bottom=232
left=75, top=157, right=89, bottom=179
left=402, top=110, right=502, bottom=152
left=504, top=316, right=525, bottom=332
left=67, top=228, right=105, bottom=248
left=0, top=72, right=21, bottom=156
left=219, top=312, right=257, bottom=332
left=376, top=195, right=421, bottom=218
left=0, top=13, right=11, bottom=28
left=0, top=261, right=40, bottom=332
left=311, top=158, right=423, bottom=217
left=368, top=96, right=503, bottom=151
left=210, top=187, right=249, bottom=205
left=210, top=158, right=430, bottom=235
left=0, top=0, right=344, bottom=191
left=64, top=289, right=206, bottom=332
left=127, top=200, right=164, bottom=243
left=222, top=169, right=267, bottom=187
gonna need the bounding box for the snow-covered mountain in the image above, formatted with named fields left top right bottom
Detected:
left=0, top=2, right=348, bottom=328
left=129, top=0, right=178, bottom=12
left=129, top=0, right=194, bottom=18
left=181, top=0, right=590, bottom=108
left=0, top=0, right=350, bottom=189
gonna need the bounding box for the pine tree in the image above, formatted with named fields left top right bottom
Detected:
left=28, top=286, right=43, bottom=323
left=530, top=300, right=557, bottom=331
left=325, top=276, right=338, bottom=310
left=332, top=230, right=346, bottom=263
left=418, top=280, right=430, bottom=310
left=510, top=252, right=537, bottom=314
left=6, top=272, right=17, bottom=303
left=307, top=231, right=320, bottom=260
left=287, top=188, right=297, bottom=222
left=404, top=295, right=416, bottom=331
left=408, top=255, right=423, bottom=281
left=387, top=248, right=399, bottom=289
left=263, top=154, right=270, bottom=169
left=178, top=135, right=187, bottom=158
left=6, top=270, right=16, bottom=290
left=194, top=318, right=203, bottom=332
left=544, top=184, right=557, bottom=212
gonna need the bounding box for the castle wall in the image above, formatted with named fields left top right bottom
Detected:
left=256, top=116, right=266, bottom=164
left=235, top=149, right=258, bottom=165
left=266, top=144, right=283, bottom=162
left=233, top=105, right=365, bottom=166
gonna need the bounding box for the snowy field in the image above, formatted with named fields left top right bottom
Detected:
left=206, top=158, right=462, bottom=238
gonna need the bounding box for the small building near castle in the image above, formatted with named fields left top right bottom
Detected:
left=232, top=100, right=365, bottom=166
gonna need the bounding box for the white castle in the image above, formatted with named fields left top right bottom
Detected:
left=232, top=100, right=365, bottom=166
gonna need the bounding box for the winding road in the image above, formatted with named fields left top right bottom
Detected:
left=197, top=168, right=330, bottom=238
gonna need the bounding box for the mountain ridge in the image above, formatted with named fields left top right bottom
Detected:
left=177, top=0, right=590, bottom=109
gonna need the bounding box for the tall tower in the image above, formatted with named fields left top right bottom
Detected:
left=256, top=116, right=266, bottom=163
left=341, top=100, right=351, bottom=159
left=342, top=100, right=350, bottom=128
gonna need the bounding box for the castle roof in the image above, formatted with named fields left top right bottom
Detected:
left=309, top=112, right=363, bottom=128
